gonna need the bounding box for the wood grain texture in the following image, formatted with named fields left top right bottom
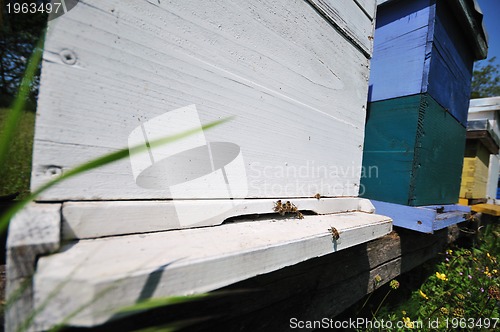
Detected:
left=468, top=97, right=500, bottom=148
left=32, top=0, right=374, bottom=201
left=471, top=203, right=500, bottom=216
left=50, top=226, right=462, bottom=331
left=33, top=212, right=391, bottom=328
left=369, top=0, right=433, bottom=102
left=5, top=204, right=61, bottom=332
left=361, top=94, right=465, bottom=206
left=371, top=200, right=470, bottom=233
left=426, top=0, right=475, bottom=126
left=355, top=0, right=377, bottom=19
left=460, top=140, right=490, bottom=199
left=370, top=0, right=482, bottom=127
left=410, top=94, right=466, bottom=205
left=486, top=154, right=499, bottom=202
left=307, top=0, right=374, bottom=56
left=361, top=95, right=419, bottom=205
left=62, top=197, right=376, bottom=240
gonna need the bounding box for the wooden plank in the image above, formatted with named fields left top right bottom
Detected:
left=362, top=94, right=465, bottom=206
left=354, top=0, right=377, bottom=19
left=460, top=140, right=490, bottom=199
left=467, top=99, right=500, bottom=148
left=33, top=212, right=392, bottom=329
left=32, top=0, right=372, bottom=201
left=306, top=0, right=374, bottom=56
left=371, top=200, right=435, bottom=233
left=426, top=0, right=475, bottom=127
left=53, top=226, right=461, bottom=331
left=368, top=0, right=433, bottom=102
left=361, top=95, right=420, bottom=205
left=459, top=198, right=469, bottom=206
left=410, top=94, right=466, bottom=205
left=423, top=204, right=471, bottom=213
left=447, top=0, right=488, bottom=60
left=486, top=154, right=499, bottom=202
left=5, top=204, right=61, bottom=332
left=371, top=0, right=484, bottom=127
left=62, top=197, right=375, bottom=240
left=469, top=96, right=500, bottom=113
left=466, top=130, right=499, bottom=154
left=471, top=203, right=500, bottom=216
left=371, top=200, right=470, bottom=233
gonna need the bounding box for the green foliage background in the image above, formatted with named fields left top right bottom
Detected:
left=471, top=57, right=500, bottom=98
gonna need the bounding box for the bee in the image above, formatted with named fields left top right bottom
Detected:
left=314, top=193, right=321, bottom=200
left=273, top=200, right=285, bottom=215
left=273, top=200, right=303, bottom=219
left=329, top=226, right=340, bottom=241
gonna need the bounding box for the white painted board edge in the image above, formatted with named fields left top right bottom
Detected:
left=34, top=211, right=392, bottom=329
left=62, top=197, right=375, bottom=240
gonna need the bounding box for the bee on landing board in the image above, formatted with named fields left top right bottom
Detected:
left=329, top=226, right=340, bottom=241
left=273, top=200, right=304, bottom=219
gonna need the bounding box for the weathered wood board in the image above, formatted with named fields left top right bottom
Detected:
left=486, top=154, right=499, bottom=203
left=33, top=211, right=391, bottom=329
left=460, top=140, right=490, bottom=199
left=32, top=0, right=375, bottom=201
left=471, top=203, right=500, bottom=216
left=361, top=94, right=466, bottom=206
left=5, top=204, right=62, bottom=332
left=369, top=0, right=487, bottom=126
left=371, top=200, right=470, bottom=233
left=46, top=226, right=462, bottom=332
left=61, top=197, right=376, bottom=240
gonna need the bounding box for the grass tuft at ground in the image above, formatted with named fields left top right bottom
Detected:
left=0, top=108, right=36, bottom=200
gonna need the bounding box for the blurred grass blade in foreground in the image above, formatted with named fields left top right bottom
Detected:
left=0, top=116, right=231, bottom=233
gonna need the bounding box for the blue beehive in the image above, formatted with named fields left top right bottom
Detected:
left=362, top=0, right=487, bottom=206
left=368, top=0, right=487, bottom=126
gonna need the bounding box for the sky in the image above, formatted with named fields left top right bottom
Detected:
left=475, top=0, right=500, bottom=66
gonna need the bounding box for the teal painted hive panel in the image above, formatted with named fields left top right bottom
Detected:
left=361, top=93, right=466, bottom=206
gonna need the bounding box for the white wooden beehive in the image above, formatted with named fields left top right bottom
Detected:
left=6, top=1, right=393, bottom=331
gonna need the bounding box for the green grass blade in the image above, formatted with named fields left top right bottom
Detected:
left=0, top=116, right=232, bottom=233
left=0, top=32, right=45, bottom=168
left=118, top=294, right=210, bottom=315
left=2, top=277, right=32, bottom=313
left=130, top=317, right=213, bottom=332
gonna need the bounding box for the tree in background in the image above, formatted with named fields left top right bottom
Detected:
left=471, top=56, right=500, bottom=99
left=0, top=0, right=48, bottom=109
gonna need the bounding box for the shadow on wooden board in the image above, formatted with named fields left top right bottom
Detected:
left=64, top=227, right=456, bottom=332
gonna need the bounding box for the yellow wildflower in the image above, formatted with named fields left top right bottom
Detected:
left=440, top=307, right=449, bottom=315
left=488, top=286, right=500, bottom=300
left=453, top=308, right=464, bottom=317
left=486, top=252, right=496, bottom=263
left=446, top=249, right=453, bottom=255
left=390, top=280, right=400, bottom=289
left=436, top=272, right=448, bottom=281
left=419, top=290, right=429, bottom=300
left=403, top=316, right=414, bottom=328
